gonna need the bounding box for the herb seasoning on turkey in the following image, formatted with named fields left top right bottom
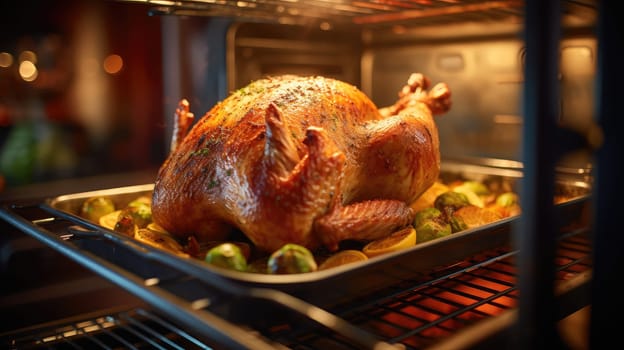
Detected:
left=152, top=73, right=451, bottom=253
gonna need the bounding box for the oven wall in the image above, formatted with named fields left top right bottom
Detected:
left=365, top=36, right=596, bottom=162
left=227, top=22, right=362, bottom=90
left=227, top=22, right=596, bottom=164
left=160, top=15, right=232, bottom=152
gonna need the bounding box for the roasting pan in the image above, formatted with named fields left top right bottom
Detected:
left=36, top=158, right=591, bottom=310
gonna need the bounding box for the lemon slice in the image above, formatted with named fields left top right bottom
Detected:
left=98, top=210, right=121, bottom=230
left=362, top=227, right=417, bottom=258
left=319, top=250, right=368, bottom=270
left=135, top=228, right=188, bottom=257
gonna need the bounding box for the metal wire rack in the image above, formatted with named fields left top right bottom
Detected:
left=0, top=199, right=592, bottom=349
left=261, top=230, right=591, bottom=349
left=117, top=0, right=596, bottom=29
left=4, top=308, right=214, bottom=349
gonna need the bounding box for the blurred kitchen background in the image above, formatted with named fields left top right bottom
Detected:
left=1, top=0, right=597, bottom=192
left=0, top=0, right=167, bottom=189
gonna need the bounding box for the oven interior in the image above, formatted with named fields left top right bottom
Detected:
left=1, top=0, right=617, bottom=349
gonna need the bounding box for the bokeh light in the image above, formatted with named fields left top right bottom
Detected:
left=0, top=52, right=13, bottom=68
left=18, top=60, right=38, bottom=82
left=103, top=54, right=123, bottom=74
left=18, top=50, right=37, bottom=64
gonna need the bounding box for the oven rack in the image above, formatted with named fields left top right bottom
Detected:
left=2, top=307, right=213, bottom=350
left=0, top=201, right=592, bottom=349
left=0, top=203, right=398, bottom=350
left=117, top=0, right=595, bottom=29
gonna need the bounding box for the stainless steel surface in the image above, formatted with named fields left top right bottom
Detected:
left=228, top=22, right=596, bottom=162
left=226, top=21, right=362, bottom=93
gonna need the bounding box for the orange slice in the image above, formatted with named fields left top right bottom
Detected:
left=135, top=228, right=188, bottom=257
left=411, top=182, right=450, bottom=212
left=452, top=205, right=502, bottom=229
left=319, top=250, right=369, bottom=270
left=362, top=227, right=417, bottom=258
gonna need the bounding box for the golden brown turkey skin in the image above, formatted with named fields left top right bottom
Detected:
left=152, top=74, right=451, bottom=252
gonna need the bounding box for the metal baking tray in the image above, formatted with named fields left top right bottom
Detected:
left=43, top=159, right=592, bottom=309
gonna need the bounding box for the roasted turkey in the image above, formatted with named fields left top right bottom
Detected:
left=152, top=73, right=451, bottom=253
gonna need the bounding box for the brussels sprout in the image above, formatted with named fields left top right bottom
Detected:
left=417, top=221, right=452, bottom=242
left=81, top=197, right=116, bottom=222
left=267, top=243, right=317, bottom=274
left=113, top=203, right=151, bottom=237
left=452, top=184, right=485, bottom=208
left=202, top=241, right=251, bottom=260
left=128, top=196, right=151, bottom=208
left=414, top=207, right=444, bottom=226
left=496, top=192, right=519, bottom=207
left=120, top=202, right=152, bottom=228
left=413, top=207, right=452, bottom=243
left=434, top=191, right=471, bottom=216
left=491, top=192, right=521, bottom=217
left=205, top=243, right=248, bottom=272
left=414, top=207, right=437, bottom=225
left=449, top=215, right=469, bottom=233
